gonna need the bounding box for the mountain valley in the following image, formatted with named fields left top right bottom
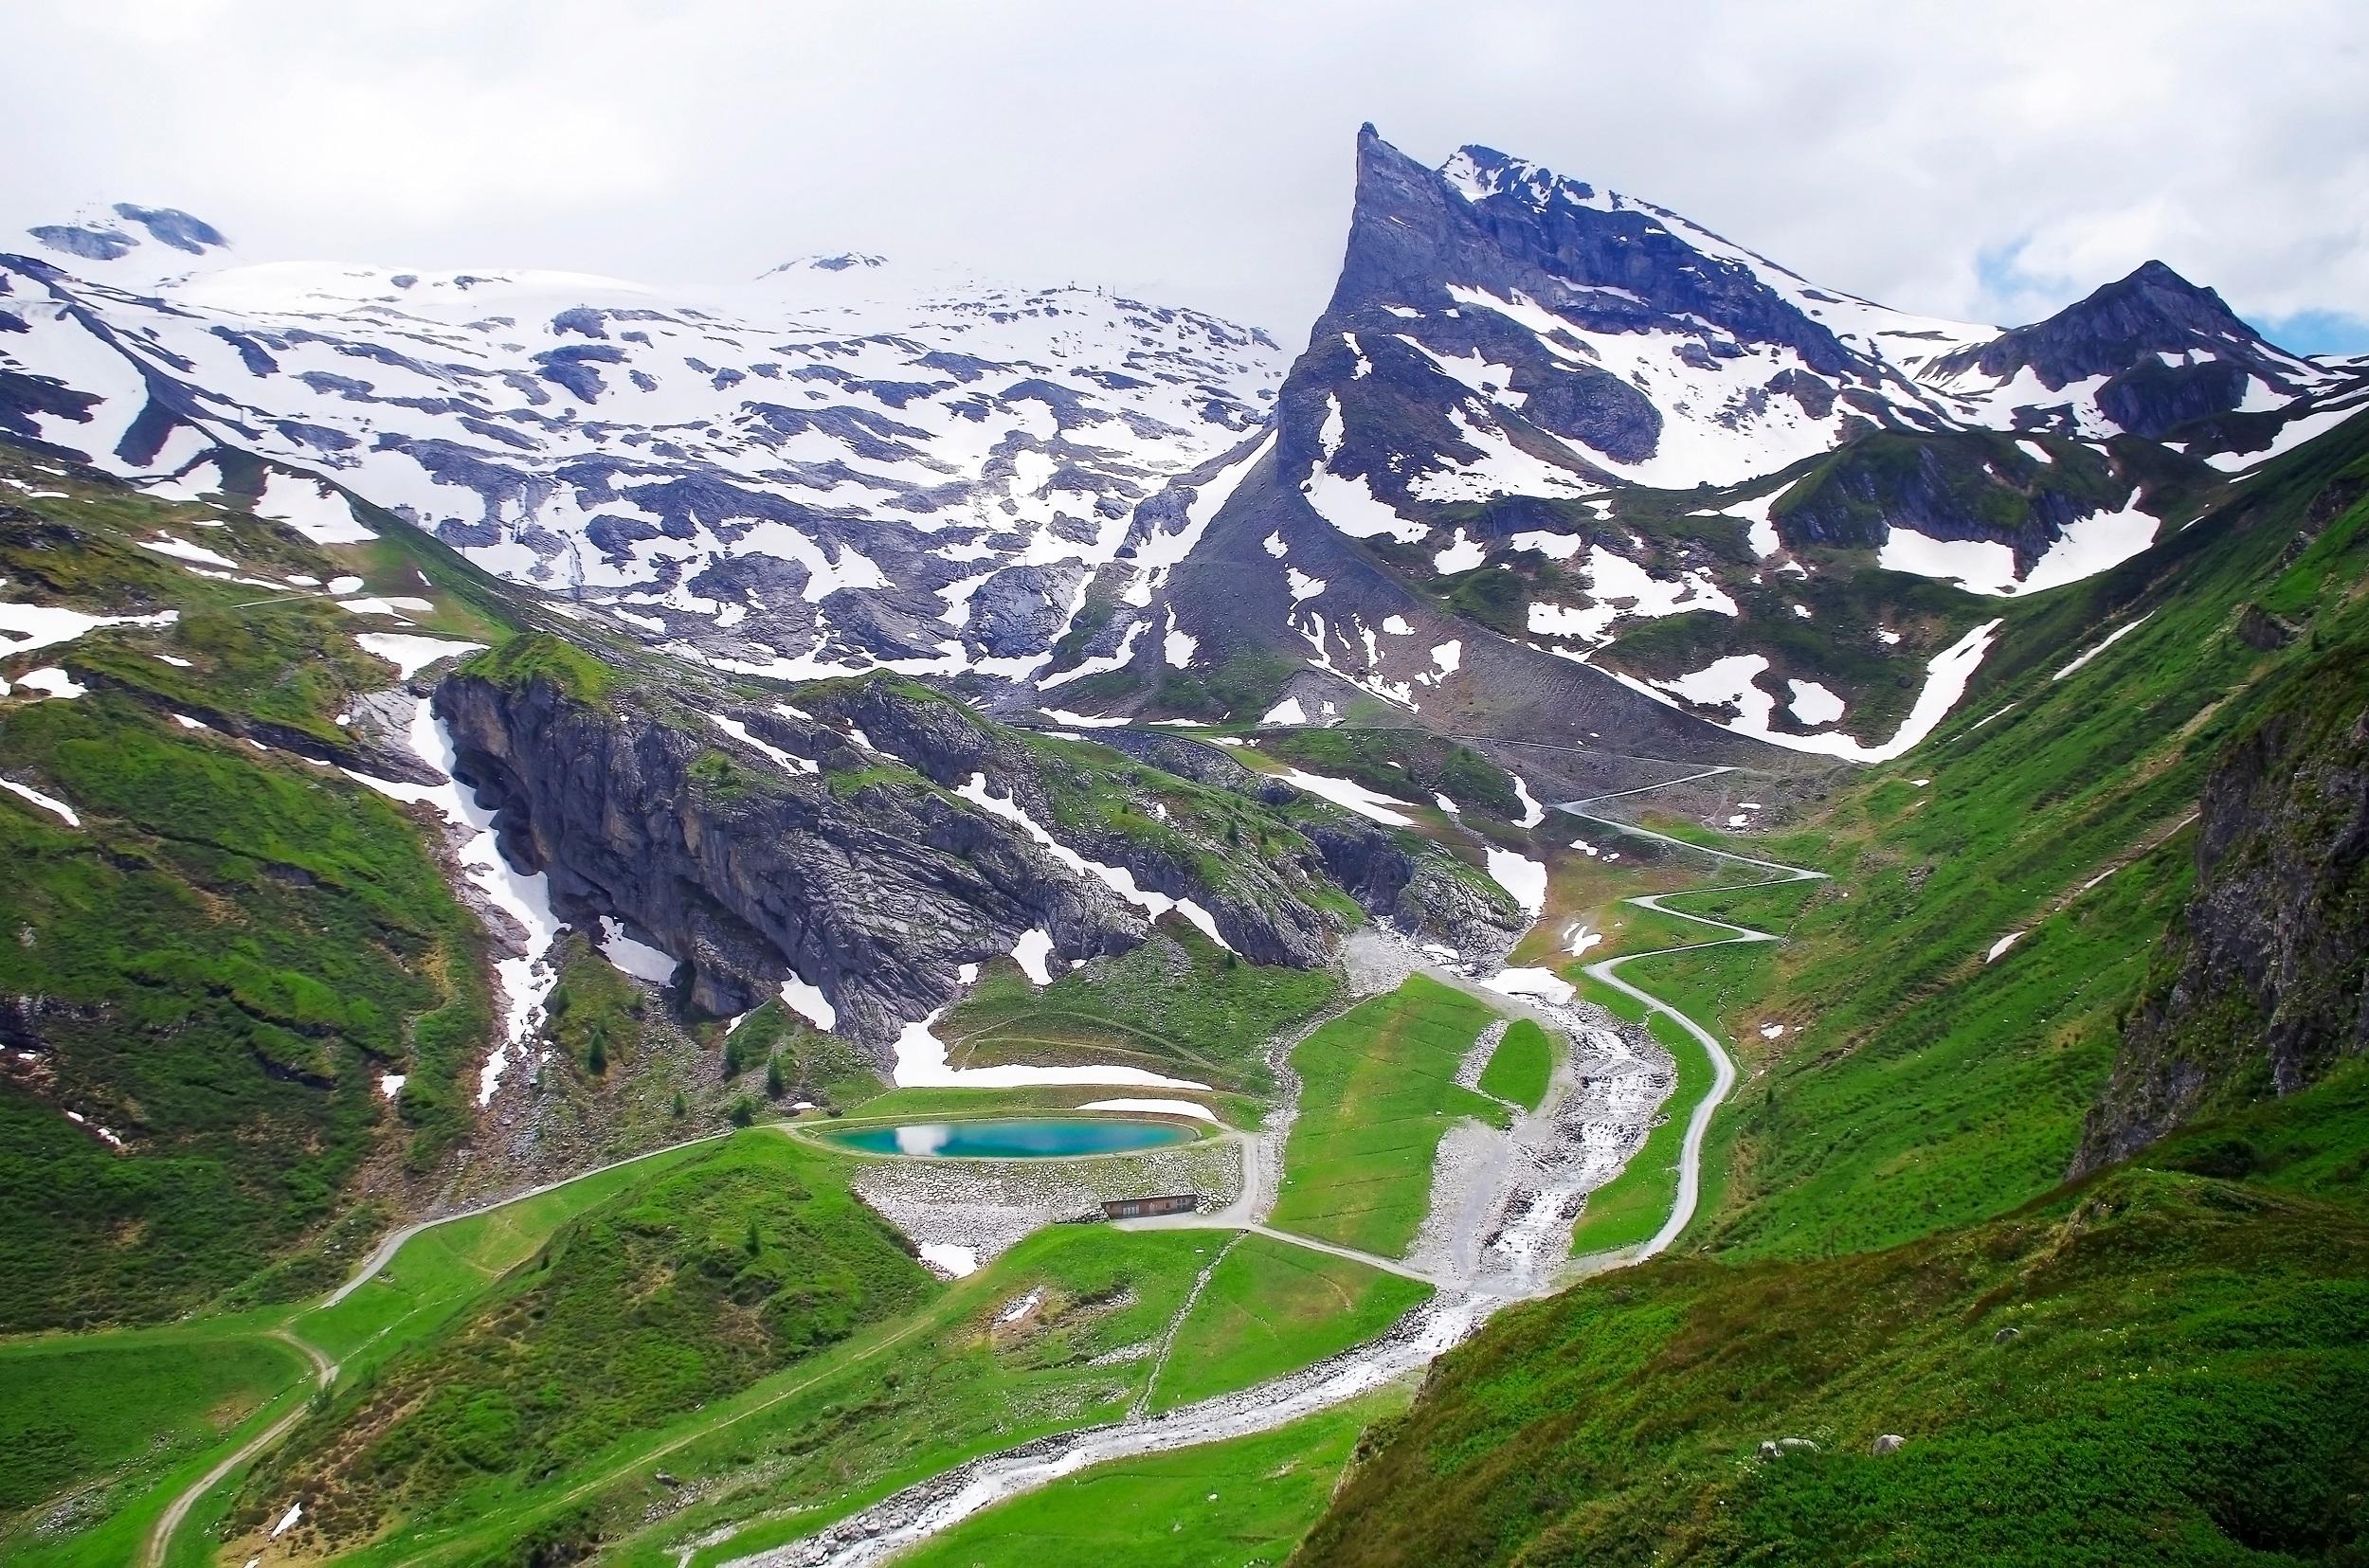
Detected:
left=2, top=127, right=2365, bottom=1567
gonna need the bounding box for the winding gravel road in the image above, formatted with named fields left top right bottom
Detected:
left=152, top=767, right=1825, bottom=1568
left=726, top=766, right=1829, bottom=1568
left=1561, top=766, right=1827, bottom=1259
left=140, top=1329, right=335, bottom=1568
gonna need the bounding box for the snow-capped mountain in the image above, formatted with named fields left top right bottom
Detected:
left=0, top=209, right=1280, bottom=677
left=8, top=146, right=2365, bottom=767
left=1092, top=128, right=2369, bottom=760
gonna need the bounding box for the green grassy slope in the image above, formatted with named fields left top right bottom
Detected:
left=1270, top=975, right=1507, bottom=1257
left=230, top=1134, right=931, bottom=1555
left=0, top=1136, right=715, bottom=1566
left=902, top=1387, right=1412, bottom=1568
left=1477, top=1018, right=1554, bottom=1112
left=1149, top=1231, right=1432, bottom=1412
left=0, top=449, right=535, bottom=1328
left=1293, top=413, right=2369, bottom=1564
left=0, top=1332, right=306, bottom=1530
left=1695, top=410, right=2369, bottom=1258
left=1302, top=1109, right=2369, bottom=1568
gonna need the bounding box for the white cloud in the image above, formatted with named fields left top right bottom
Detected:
left=3, top=0, right=2363, bottom=348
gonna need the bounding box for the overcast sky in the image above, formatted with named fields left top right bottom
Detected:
left=8, top=0, right=2364, bottom=352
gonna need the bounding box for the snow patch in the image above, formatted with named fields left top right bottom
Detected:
left=1012, top=928, right=1056, bottom=986
left=1274, top=766, right=1417, bottom=826
left=354, top=632, right=484, bottom=678
left=597, top=917, right=676, bottom=983
left=1484, top=847, right=1547, bottom=918
left=1, top=778, right=80, bottom=826
left=780, top=974, right=837, bottom=1032
left=1076, top=1097, right=1219, bottom=1123
left=1485, top=966, right=1574, bottom=1005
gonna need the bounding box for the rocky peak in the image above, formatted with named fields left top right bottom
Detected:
left=1329, top=130, right=1855, bottom=378
left=757, top=251, right=889, bottom=279
left=1946, top=259, right=2287, bottom=391
left=28, top=203, right=229, bottom=266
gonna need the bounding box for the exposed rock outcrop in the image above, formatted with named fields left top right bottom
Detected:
left=2074, top=645, right=2369, bottom=1171
left=434, top=669, right=1150, bottom=1053
left=430, top=663, right=1516, bottom=1061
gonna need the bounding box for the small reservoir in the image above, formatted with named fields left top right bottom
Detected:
left=823, top=1117, right=1196, bottom=1159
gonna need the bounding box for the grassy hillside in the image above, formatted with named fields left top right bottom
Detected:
left=1303, top=1099, right=2369, bottom=1567
left=0, top=1331, right=307, bottom=1527
left=1293, top=417, right=2369, bottom=1563
left=0, top=452, right=526, bottom=1328
left=1270, top=975, right=1507, bottom=1257
left=1692, top=409, right=2369, bottom=1257
left=1148, top=1231, right=1431, bottom=1412
left=935, top=920, right=1341, bottom=1092
left=902, top=1387, right=1412, bottom=1568
left=233, top=1135, right=931, bottom=1553
left=1478, top=1018, right=1554, bottom=1111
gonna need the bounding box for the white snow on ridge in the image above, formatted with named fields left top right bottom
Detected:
left=2053, top=612, right=2155, bottom=680
left=953, top=772, right=1233, bottom=951
left=338, top=696, right=560, bottom=1108
left=256, top=472, right=374, bottom=545
left=1881, top=499, right=2158, bottom=597
left=1637, top=619, right=2003, bottom=764
left=1, top=778, right=80, bottom=826
left=354, top=632, right=484, bottom=678
left=1125, top=432, right=1276, bottom=608
left=136, top=534, right=239, bottom=570
left=1525, top=545, right=1736, bottom=645
left=7, top=235, right=1284, bottom=686
left=1272, top=766, right=1418, bottom=826
left=0, top=602, right=179, bottom=659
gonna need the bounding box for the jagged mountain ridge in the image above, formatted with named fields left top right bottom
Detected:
left=0, top=212, right=1281, bottom=682
left=8, top=147, right=2368, bottom=769
left=1097, top=128, right=2369, bottom=761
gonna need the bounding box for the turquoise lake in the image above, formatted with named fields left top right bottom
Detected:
left=823, top=1117, right=1195, bottom=1158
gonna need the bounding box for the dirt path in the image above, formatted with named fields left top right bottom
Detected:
left=1559, top=772, right=1827, bottom=1260
left=723, top=772, right=1827, bottom=1567
left=322, top=1130, right=732, bottom=1307
left=141, top=1329, right=335, bottom=1568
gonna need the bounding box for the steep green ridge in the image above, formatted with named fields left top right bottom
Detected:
left=2079, top=625, right=2369, bottom=1166
left=1699, top=410, right=2369, bottom=1257
left=1293, top=416, right=2369, bottom=1562
left=0, top=452, right=522, bottom=1329
left=233, top=1134, right=931, bottom=1554
left=0, top=1138, right=714, bottom=1567
left=1301, top=1114, right=2369, bottom=1567
left=1271, top=974, right=1507, bottom=1257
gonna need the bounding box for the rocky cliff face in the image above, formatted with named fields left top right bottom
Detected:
left=2075, top=644, right=2369, bottom=1170
left=431, top=661, right=1516, bottom=1058
left=1926, top=261, right=2314, bottom=440
left=435, top=669, right=1150, bottom=1050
